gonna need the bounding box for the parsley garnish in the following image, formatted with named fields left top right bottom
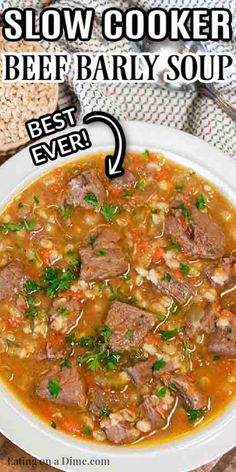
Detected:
left=33, top=195, right=40, bottom=204
left=178, top=203, right=190, bottom=217
left=165, top=238, right=180, bottom=251
left=180, top=263, right=191, bottom=275
left=187, top=409, right=207, bottom=423
left=100, top=408, right=110, bottom=418
left=100, top=204, right=117, bottom=224
left=83, top=192, right=98, bottom=206
left=159, top=329, right=178, bottom=340
left=89, top=235, right=96, bottom=245
left=40, top=266, right=76, bottom=298
left=59, top=306, right=69, bottom=316
left=162, top=273, right=171, bottom=283
left=24, top=279, right=41, bottom=294
left=143, top=149, right=150, bottom=157
left=156, top=386, right=166, bottom=398
left=176, top=184, right=184, bottom=192
left=60, top=359, right=71, bottom=370
left=152, top=358, right=166, bottom=371
left=137, top=180, right=147, bottom=191
left=196, top=194, right=206, bottom=210
left=82, top=426, right=91, bottom=435
left=123, top=189, right=132, bottom=197
left=48, top=379, right=61, bottom=399
left=212, top=355, right=220, bottom=361
left=63, top=205, right=73, bottom=220
left=97, top=249, right=108, bottom=256
left=125, top=329, right=134, bottom=342
left=51, top=421, right=57, bottom=429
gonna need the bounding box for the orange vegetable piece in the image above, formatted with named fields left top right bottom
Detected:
left=40, top=248, right=51, bottom=266
left=152, top=247, right=164, bottom=263
left=60, top=290, right=84, bottom=300
left=172, top=269, right=183, bottom=279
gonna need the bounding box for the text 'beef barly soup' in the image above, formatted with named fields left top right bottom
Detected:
left=0, top=151, right=236, bottom=446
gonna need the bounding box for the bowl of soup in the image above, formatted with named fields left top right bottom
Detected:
left=0, top=122, right=235, bottom=472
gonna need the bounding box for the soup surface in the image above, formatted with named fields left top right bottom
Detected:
left=0, top=150, right=236, bottom=446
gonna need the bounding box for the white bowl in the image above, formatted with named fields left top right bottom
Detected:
left=0, top=122, right=235, bottom=472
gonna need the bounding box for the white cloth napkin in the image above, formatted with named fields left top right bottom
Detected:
left=2, top=0, right=236, bottom=157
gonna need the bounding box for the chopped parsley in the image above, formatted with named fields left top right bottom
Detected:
left=82, top=426, right=91, bottom=435
left=25, top=306, right=38, bottom=333
left=165, top=238, right=180, bottom=251
left=40, top=266, right=76, bottom=298
left=83, top=192, right=98, bottom=206
left=212, top=355, right=220, bottom=361
left=33, top=195, right=40, bottom=204
left=143, top=149, right=150, bottom=157
left=100, top=408, right=110, bottom=419
left=23, top=279, right=41, bottom=294
left=226, top=326, right=232, bottom=334
left=50, top=421, right=57, bottom=429
left=162, top=273, right=171, bottom=283
left=100, top=204, right=117, bottom=224
left=159, top=329, right=178, bottom=340
left=89, top=235, right=96, bottom=245
left=60, top=359, right=72, bottom=370
left=123, top=189, right=132, bottom=197
left=63, top=205, right=73, bottom=220
left=196, top=194, right=206, bottom=210
left=97, top=249, right=108, bottom=256
left=152, top=358, right=166, bottom=371
left=0, top=219, right=36, bottom=234
left=137, top=180, right=147, bottom=191
left=59, top=306, right=69, bottom=316
left=48, top=379, right=61, bottom=399
left=125, top=329, right=134, bottom=342
left=187, top=409, right=207, bottom=423
left=65, top=333, right=77, bottom=344
left=176, top=184, right=184, bottom=192
left=156, top=386, right=166, bottom=398
left=178, top=203, right=190, bottom=217
left=168, top=383, right=178, bottom=393
left=179, top=263, right=191, bottom=275
left=22, top=218, right=36, bottom=231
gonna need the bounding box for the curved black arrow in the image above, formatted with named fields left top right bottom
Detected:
left=83, top=111, right=126, bottom=179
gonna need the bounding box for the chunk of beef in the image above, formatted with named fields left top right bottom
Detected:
left=206, top=256, right=236, bottom=292
left=208, top=310, right=236, bottom=356
left=165, top=205, right=225, bottom=260
left=49, top=296, right=82, bottom=333
left=88, top=385, right=137, bottom=417
left=186, top=304, right=216, bottom=338
left=139, top=396, right=165, bottom=428
left=111, top=170, right=135, bottom=188
left=80, top=229, right=128, bottom=280
left=65, top=170, right=105, bottom=208
left=150, top=272, right=194, bottom=305
left=106, top=301, right=155, bottom=353
left=127, top=357, right=175, bottom=385
left=37, top=334, right=71, bottom=360
left=192, top=209, right=225, bottom=259
left=126, top=357, right=155, bottom=385
left=168, top=375, right=207, bottom=410
left=36, top=365, right=86, bottom=407
left=100, top=415, right=140, bottom=444
left=0, top=262, right=27, bottom=301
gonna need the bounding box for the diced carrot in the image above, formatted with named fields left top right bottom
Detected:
left=173, top=269, right=183, bottom=279
left=155, top=169, right=170, bottom=181
left=144, top=333, right=158, bottom=345
left=50, top=181, right=65, bottom=194
left=48, top=332, right=66, bottom=347
left=40, top=248, right=51, bottom=266
left=136, top=240, right=149, bottom=256
left=8, top=318, right=21, bottom=328
left=109, top=187, right=122, bottom=197
left=60, top=290, right=84, bottom=300
left=149, top=152, right=157, bottom=162
left=85, top=371, right=94, bottom=388
left=61, top=419, right=78, bottom=433
left=152, top=247, right=164, bottom=263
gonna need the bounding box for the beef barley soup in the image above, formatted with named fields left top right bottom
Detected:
left=0, top=150, right=236, bottom=446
